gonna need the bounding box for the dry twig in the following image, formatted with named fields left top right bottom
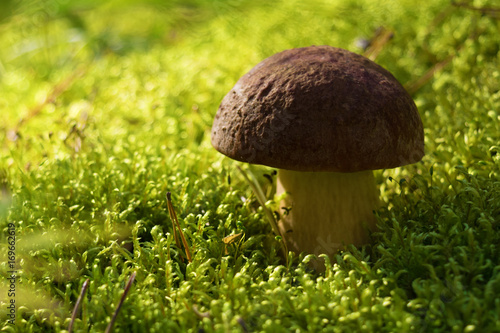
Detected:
left=68, top=278, right=90, bottom=333
left=105, top=272, right=137, bottom=333
left=167, top=192, right=193, bottom=263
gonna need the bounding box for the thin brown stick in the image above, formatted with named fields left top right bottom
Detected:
left=363, top=27, right=394, bottom=61
left=404, top=54, right=455, bottom=95
left=452, top=1, right=500, bottom=18
left=68, top=278, right=90, bottom=333
left=105, top=272, right=136, bottom=333
left=166, top=193, right=181, bottom=249
left=167, top=192, right=193, bottom=263
left=18, top=66, right=87, bottom=129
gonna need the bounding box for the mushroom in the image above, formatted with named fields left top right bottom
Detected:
left=211, top=45, right=424, bottom=260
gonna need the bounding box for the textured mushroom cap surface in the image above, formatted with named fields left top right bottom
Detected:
left=211, top=45, right=424, bottom=172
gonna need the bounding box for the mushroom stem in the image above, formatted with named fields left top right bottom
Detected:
left=276, top=169, right=380, bottom=259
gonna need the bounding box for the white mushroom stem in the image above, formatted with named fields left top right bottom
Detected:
left=276, top=169, right=380, bottom=258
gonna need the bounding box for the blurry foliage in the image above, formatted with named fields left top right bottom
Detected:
left=0, top=0, right=500, bottom=331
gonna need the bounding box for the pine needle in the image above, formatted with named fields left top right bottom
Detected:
left=105, top=272, right=136, bottom=333
left=167, top=192, right=193, bottom=263
left=68, top=278, right=89, bottom=333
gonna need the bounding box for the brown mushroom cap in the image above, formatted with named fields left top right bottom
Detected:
left=211, top=45, right=424, bottom=172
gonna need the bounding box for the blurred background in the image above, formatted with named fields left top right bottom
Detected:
left=0, top=0, right=449, bottom=155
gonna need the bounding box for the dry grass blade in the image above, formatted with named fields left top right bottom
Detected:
left=236, top=166, right=288, bottom=263
left=191, top=304, right=210, bottom=319
left=223, top=232, right=243, bottom=245
left=105, top=272, right=136, bottom=333
left=68, top=278, right=90, bottom=333
left=452, top=1, right=500, bottom=18
left=223, top=232, right=244, bottom=255
left=363, top=27, right=394, bottom=61
left=167, top=192, right=193, bottom=263
left=404, top=54, right=455, bottom=95
left=18, top=66, right=88, bottom=129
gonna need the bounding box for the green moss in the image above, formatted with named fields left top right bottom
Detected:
left=0, top=0, right=499, bottom=331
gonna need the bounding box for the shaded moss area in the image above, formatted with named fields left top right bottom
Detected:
left=0, top=0, right=499, bottom=331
